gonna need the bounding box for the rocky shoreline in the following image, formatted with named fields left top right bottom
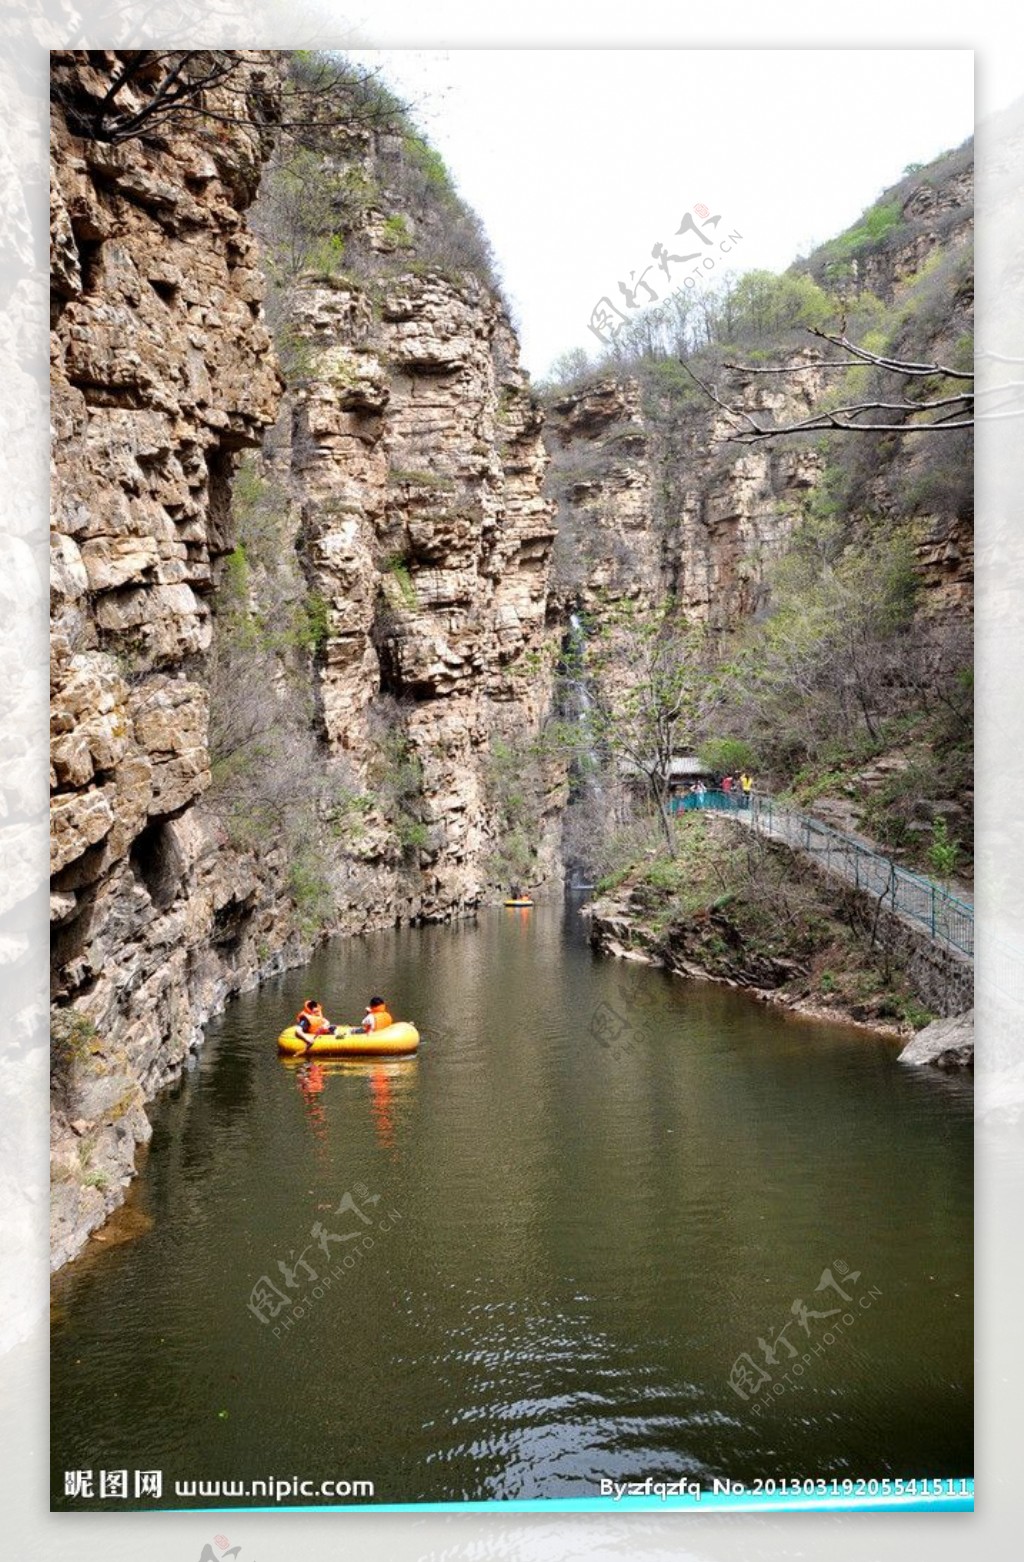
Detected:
left=586, top=884, right=973, bottom=1066
left=588, top=904, right=904, bottom=1038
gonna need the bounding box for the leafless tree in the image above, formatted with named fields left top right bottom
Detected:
left=52, top=49, right=408, bottom=147
left=581, top=604, right=726, bottom=855
left=683, top=327, right=975, bottom=442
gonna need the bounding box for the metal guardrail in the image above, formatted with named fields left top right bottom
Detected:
left=673, top=790, right=749, bottom=813
left=749, top=793, right=973, bottom=960
left=675, top=789, right=973, bottom=960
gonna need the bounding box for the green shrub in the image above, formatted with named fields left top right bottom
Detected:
left=812, top=198, right=904, bottom=282
left=723, top=270, right=832, bottom=343
left=51, top=1010, right=99, bottom=1077
left=386, top=560, right=418, bottom=610
left=402, top=133, right=453, bottom=196
left=699, top=737, right=757, bottom=776
left=275, top=327, right=317, bottom=382
left=300, top=592, right=331, bottom=653
left=901, top=996, right=936, bottom=1030
left=364, top=701, right=431, bottom=866
left=595, top=866, right=632, bottom=896
left=381, top=214, right=413, bottom=248
left=288, top=848, right=335, bottom=938
left=481, top=732, right=552, bottom=886
left=389, top=468, right=456, bottom=492
left=304, top=233, right=346, bottom=276
left=928, top=815, right=960, bottom=881
left=397, top=818, right=429, bottom=852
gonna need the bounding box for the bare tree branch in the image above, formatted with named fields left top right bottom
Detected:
left=54, top=50, right=412, bottom=147
left=721, top=359, right=869, bottom=375
left=680, top=344, right=977, bottom=444
left=722, top=330, right=972, bottom=383
left=804, top=327, right=974, bottom=381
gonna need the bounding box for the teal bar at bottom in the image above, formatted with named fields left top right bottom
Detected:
left=176, top=1479, right=973, bottom=1516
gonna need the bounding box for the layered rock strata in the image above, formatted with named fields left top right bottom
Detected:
left=49, top=54, right=563, bottom=1266
left=49, top=53, right=290, bottom=1266
left=284, top=268, right=561, bottom=920
left=546, top=161, right=975, bottom=636
left=546, top=373, right=824, bottom=630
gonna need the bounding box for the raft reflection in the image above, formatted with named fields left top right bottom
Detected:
left=283, top=1054, right=418, bottom=1158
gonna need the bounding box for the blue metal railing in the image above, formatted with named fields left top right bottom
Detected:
left=683, top=790, right=973, bottom=960
left=672, top=790, right=749, bottom=813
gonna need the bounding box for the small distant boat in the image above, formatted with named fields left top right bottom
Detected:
left=277, top=1023, right=420, bottom=1057
left=503, top=897, right=534, bottom=908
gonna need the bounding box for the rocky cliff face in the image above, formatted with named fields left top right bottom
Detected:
left=546, top=372, right=825, bottom=630
left=49, top=52, right=294, bottom=1267
left=281, top=267, right=561, bottom=922
left=822, top=160, right=974, bottom=305
left=802, top=152, right=974, bottom=616
left=49, top=53, right=563, bottom=1267
left=546, top=158, right=974, bottom=639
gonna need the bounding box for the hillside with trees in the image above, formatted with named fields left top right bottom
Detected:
left=540, top=143, right=973, bottom=1028
left=543, top=140, right=973, bottom=884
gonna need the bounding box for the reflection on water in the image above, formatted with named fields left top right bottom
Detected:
left=285, top=1055, right=412, bottom=1158
left=51, top=899, right=972, bottom=1507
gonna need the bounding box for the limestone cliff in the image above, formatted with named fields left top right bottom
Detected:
left=245, top=74, right=565, bottom=921
left=49, top=52, right=292, bottom=1267
left=545, top=151, right=974, bottom=644
left=544, top=147, right=973, bottom=883
left=49, top=52, right=562, bottom=1267
left=279, top=270, right=560, bottom=921
left=801, top=145, right=973, bottom=307
left=546, top=372, right=825, bottom=630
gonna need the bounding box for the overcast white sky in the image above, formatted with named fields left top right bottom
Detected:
left=347, top=48, right=975, bottom=376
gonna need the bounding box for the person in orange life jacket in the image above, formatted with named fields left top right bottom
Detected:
left=361, top=996, right=394, bottom=1033
left=296, top=998, right=336, bottom=1048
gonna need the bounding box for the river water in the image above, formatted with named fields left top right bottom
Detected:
left=51, top=899, right=972, bottom=1508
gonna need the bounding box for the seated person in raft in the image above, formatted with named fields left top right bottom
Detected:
left=361, top=996, right=394, bottom=1034
left=296, top=998, right=338, bottom=1047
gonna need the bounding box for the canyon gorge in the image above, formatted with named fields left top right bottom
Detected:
left=49, top=51, right=974, bottom=1266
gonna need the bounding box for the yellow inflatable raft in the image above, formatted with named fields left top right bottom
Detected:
left=503, top=897, right=534, bottom=908
left=277, top=1022, right=420, bottom=1057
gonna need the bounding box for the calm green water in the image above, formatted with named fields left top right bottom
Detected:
left=51, top=899, right=972, bottom=1507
